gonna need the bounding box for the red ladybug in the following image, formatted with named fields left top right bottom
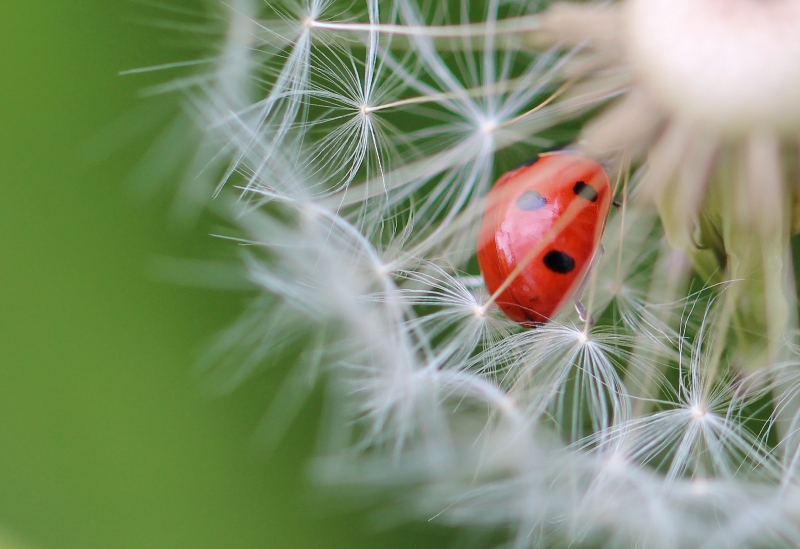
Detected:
left=478, top=153, right=612, bottom=325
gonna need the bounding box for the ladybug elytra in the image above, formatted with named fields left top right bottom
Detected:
left=478, top=153, right=612, bottom=325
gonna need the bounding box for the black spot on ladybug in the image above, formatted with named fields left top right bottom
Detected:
left=543, top=250, right=575, bottom=274
left=516, top=191, right=547, bottom=211
left=573, top=181, right=598, bottom=202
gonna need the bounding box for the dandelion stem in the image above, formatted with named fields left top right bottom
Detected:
left=307, top=16, right=542, bottom=38
left=368, top=77, right=527, bottom=112
left=495, top=78, right=577, bottom=130
left=581, top=254, right=600, bottom=335
left=627, top=245, right=690, bottom=419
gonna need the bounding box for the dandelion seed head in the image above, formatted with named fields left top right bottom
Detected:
left=147, top=0, right=800, bottom=546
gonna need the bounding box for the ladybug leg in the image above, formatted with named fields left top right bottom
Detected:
left=572, top=244, right=605, bottom=327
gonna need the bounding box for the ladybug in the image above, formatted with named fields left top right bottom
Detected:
left=478, top=153, right=612, bottom=325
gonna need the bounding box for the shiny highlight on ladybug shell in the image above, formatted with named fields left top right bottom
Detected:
left=478, top=153, right=612, bottom=325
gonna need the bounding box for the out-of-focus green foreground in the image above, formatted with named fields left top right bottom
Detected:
left=0, top=2, right=452, bottom=548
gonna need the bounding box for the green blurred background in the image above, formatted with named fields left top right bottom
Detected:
left=0, top=2, right=453, bottom=548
